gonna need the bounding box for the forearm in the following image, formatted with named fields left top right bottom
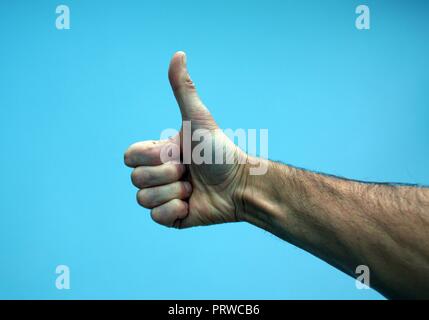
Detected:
left=238, top=159, right=429, bottom=299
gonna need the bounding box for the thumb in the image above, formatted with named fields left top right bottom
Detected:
left=168, top=51, right=214, bottom=125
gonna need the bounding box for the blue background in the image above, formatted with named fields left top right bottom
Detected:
left=1, top=0, right=428, bottom=299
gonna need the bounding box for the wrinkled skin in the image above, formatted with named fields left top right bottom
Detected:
left=124, top=52, right=249, bottom=228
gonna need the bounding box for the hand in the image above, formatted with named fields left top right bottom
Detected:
left=124, top=52, right=249, bottom=228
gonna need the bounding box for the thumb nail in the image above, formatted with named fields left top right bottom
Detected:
left=181, top=52, right=187, bottom=67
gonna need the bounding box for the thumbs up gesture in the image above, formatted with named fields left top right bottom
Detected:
left=125, top=52, right=254, bottom=228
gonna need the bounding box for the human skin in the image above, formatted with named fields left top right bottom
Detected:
left=124, top=51, right=429, bottom=299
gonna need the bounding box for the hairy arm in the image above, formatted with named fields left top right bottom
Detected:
left=126, top=52, right=429, bottom=299
left=238, top=159, right=429, bottom=299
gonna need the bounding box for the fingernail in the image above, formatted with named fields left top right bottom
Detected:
left=181, top=52, right=187, bottom=67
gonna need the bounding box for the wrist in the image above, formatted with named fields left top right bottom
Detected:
left=235, top=158, right=295, bottom=231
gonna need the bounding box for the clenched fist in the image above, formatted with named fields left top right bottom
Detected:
left=124, top=52, right=253, bottom=228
